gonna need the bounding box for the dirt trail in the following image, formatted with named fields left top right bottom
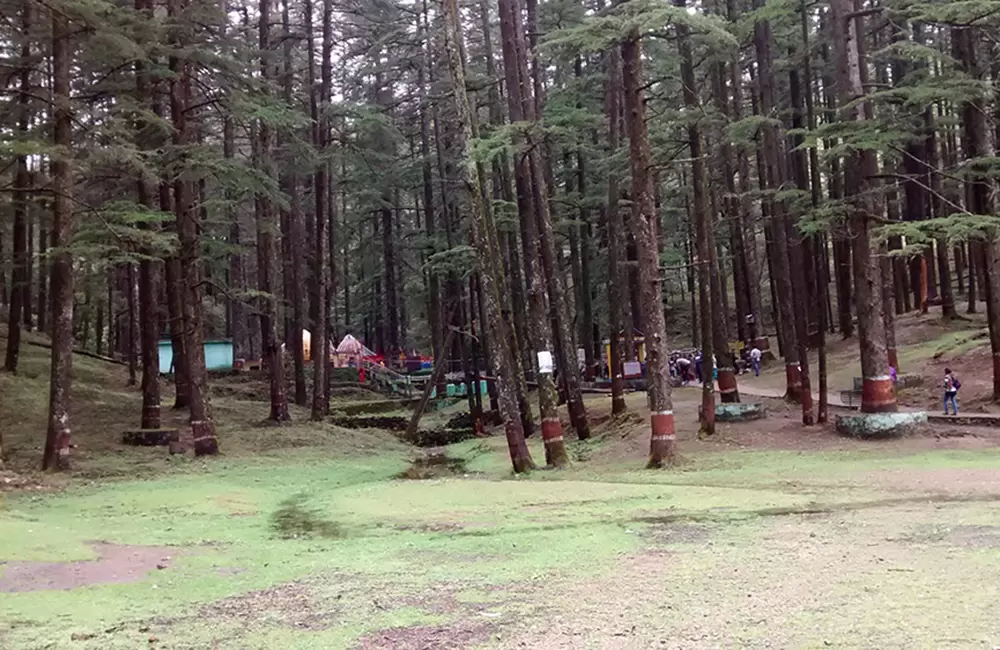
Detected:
left=0, top=543, right=177, bottom=592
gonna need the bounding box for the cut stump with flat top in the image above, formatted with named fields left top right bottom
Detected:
left=121, top=429, right=179, bottom=447
left=835, top=412, right=927, bottom=440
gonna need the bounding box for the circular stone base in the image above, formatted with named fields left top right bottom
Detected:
left=699, top=402, right=766, bottom=422
left=835, top=412, right=928, bottom=440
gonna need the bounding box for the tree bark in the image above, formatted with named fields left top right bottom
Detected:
left=676, top=4, right=716, bottom=434
left=419, top=0, right=443, bottom=399
left=43, top=6, right=74, bottom=470
left=622, top=30, right=676, bottom=466
left=831, top=0, right=896, bottom=413
left=132, top=44, right=164, bottom=429
left=515, top=0, right=590, bottom=440
left=257, top=0, right=290, bottom=423
left=443, top=0, right=534, bottom=472
left=788, top=63, right=814, bottom=424
left=801, top=0, right=827, bottom=422
left=170, top=0, right=219, bottom=452
left=821, top=29, right=854, bottom=339
left=753, top=4, right=802, bottom=401
left=4, top=0, right=31, bottom=373
left=497, top=0, right=571, bottom=460
left=925, top=107, right=957, bottom=318
left=308, top=0, right=331, bottom=420
left=953, top=25, right=1000, bottom=400
left=37, top=225, right=48, bottom=334
left=279, top=0, right=307, bottom=407
left=709, top=63, right=741, bottom=403
left=605, top=45, right=628, bottom=415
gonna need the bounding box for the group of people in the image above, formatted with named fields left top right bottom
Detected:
left=669, top=345, right=764, bottom=385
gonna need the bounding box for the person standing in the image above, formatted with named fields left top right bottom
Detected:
left=943, top=368, right=960, bottom=415
left=749, top=345, right=761, bottom=377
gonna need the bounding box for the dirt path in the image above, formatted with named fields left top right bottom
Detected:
left=0, top=543, right=177, bottom=593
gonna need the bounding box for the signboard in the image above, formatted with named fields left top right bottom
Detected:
left=624, top=361, right=642, bottom=378
left=538, top=351, right=554, bottom=374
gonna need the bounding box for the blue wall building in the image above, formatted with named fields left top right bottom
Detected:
left=158, top=339, right=234, bottom=373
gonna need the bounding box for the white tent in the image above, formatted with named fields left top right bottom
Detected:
left=333, top=334, right=376, bottom=367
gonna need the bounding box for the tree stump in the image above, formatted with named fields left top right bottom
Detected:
left=121, top=429, right=180, bottom=447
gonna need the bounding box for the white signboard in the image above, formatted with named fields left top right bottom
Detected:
left=624, top=361, right=642, bottom=378
left=538, top=351, right=554, bottom=374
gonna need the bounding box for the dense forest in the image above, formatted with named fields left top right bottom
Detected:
left=0, top=0, right=998, bottom=472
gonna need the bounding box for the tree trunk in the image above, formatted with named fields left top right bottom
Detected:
left=43, top=7, right=74, bottom=470
left=308, top=0, right=331, bottom=420
left=801, top=0, right=827, bottom=422
left=925, top=107, right=957, bottom=318
left=605, top=45, right=628, bottom=415
left=517, top=0, right=590, bottom=441
left=577, top=144, right=596, bottom=381
left=280, top=0, right=307, bottom=407
left=622, top=30, right=676, bottom=466
left=170, top=0, right=218, bottom=452
left=709, top=62, right=741, bottom=402
left=676, top=6, right=716, bottom=434
left=443, top=0, right=534, bottom=472
left=4, top=0, right=30, bottom=373
left=954, top=25, right=1000, bottom=400
left=37, top=225, right=48, bottom=334
left=831, top=0, right=896, bottom=413
left=497, top=0, right=571, bottom=461
left=419, top=0, right=443, bottom=398
left=788, top=63, right=814, bottom=424
left=135, top=64, right=163, bottom=431
left=753, top=5, right=802, bottom=402
left=127, top=264, right=138, bottom=386
left=258, top=0, right=290, bottom=423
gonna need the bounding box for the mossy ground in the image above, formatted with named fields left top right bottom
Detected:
left=2, top=326, right=1000, bottom=649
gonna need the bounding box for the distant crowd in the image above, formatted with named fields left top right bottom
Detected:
left=669, top=345, right=763, bottom=385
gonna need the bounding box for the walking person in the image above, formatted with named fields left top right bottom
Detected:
left=943, top=368, right=961, bottom=415
left=749, top=345, right=761, bottom=377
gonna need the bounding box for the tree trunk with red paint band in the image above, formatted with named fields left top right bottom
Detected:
left=860, top=376, right=897, bottom=413
left=830, top=0, right=898, bottom=416
left=622, top=31, right=675, bottom=468
left=192, top=420, right=218, bottom=455
left=784, top=363, right=802, bottom=401
left=718, top=368, right=739, bottom=403
left=648, top=410, right=676, bottom=467
left=541, top=417, right=567, bottom=468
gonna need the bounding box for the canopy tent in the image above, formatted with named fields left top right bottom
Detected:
left=335, top=334, right=375, bottom=357
left=333, top=334, right=377, bottom=367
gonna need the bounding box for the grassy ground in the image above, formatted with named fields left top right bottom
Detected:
left=2, top=324, right=1000, bottom=649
